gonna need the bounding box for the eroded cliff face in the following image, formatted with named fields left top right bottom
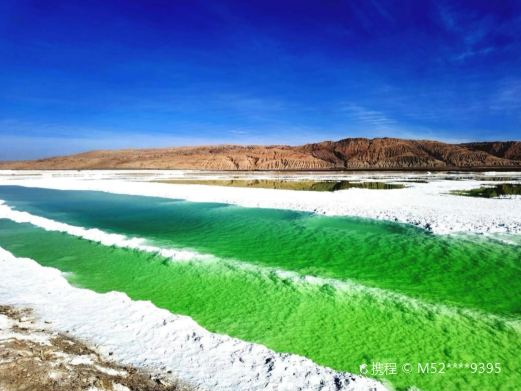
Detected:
left=462, top=141, right=521, bottom=161
left=1, top=138, right=520, bottom=170
left=298, top=138, right=521, bottom=169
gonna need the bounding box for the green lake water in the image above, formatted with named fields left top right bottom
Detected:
left=0, top=185, right=519, bottom=390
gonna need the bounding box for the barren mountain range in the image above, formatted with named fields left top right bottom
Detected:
left=1, top=138, right=520, bottom=170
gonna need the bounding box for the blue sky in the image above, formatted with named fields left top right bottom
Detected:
left=0, top=0, right=520, bottom=159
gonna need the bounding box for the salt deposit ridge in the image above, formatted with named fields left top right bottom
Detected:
left=0, top=200, right=212, bottom=263
left=0, top=247, right=386, bottom=391
left=0, top=170, right=520, bottom=234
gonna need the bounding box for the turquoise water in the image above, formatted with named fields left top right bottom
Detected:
left=0, top=185, right=520, bottom=390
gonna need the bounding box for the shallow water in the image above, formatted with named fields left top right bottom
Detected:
left=0, top=186, right=519, bottom=315
left=0, top=185, right=520, bottom=390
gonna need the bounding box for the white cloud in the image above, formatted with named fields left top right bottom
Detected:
left=341, top=104, right=396, bottom=129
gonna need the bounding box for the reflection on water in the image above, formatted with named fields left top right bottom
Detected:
left=451, top=183, right=521, bottom=198
left=157, top=179, right=405, bottom=191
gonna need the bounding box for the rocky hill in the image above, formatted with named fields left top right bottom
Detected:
left=1, top=138, right=520, bottom=170
left=462, top=141, right=521, bottom=161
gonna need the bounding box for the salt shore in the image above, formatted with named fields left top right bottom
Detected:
left=0, top=170, right=520, bottom=234
left=0, top=247, right=386, bottom=391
